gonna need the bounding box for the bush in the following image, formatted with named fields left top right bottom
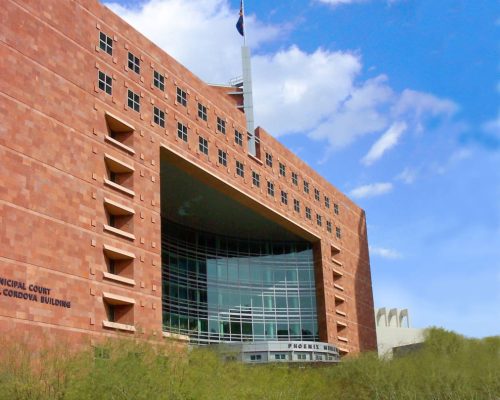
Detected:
left=0, top=328, right=498, bottom=399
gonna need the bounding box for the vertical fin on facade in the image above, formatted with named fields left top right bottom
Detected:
left=241, top=46, right=256, bottom=156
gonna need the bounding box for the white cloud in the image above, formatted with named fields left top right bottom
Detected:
left=318, top=0, right=405, bottom=6
left=349, top=182, right=393, bottom=199
left=432, top=148, right=473, bottom=175
left=392, top=89, right=458, bottom=121
left=361, top=121, right=407, bottom=165
left=317, top=0, right=368, bottom=5
left=482, top=113, right=500, bottom=136
left=106, top=0, right=459, bottom=159
left=307, top=75, right=394, bottom=148
left=396, top=167, right=418, bottom=184
left=370, top=246, right=402, bottom=259
left=252, top=46, right=363, bottom=138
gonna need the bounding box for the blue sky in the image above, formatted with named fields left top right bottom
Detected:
left=108, top=0, right=499, bottom=338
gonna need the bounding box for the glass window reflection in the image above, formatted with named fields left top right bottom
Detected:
left=162, top=221, right=319, bottom=343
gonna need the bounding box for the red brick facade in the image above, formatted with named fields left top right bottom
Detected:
left=0, top=0, right=376, bottom=353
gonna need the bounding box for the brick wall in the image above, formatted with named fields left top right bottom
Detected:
left=0, top=0, right=376, bottom=353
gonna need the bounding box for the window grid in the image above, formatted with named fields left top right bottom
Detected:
left=198, top=136, right=208, bottom=155
left=153, top=106, right=165, bottom=128
left=153, top=70, right=165, bottom=91
left=281, top=191, right=288, bottom=205
left=279, top=163, right=286, bottom=177
left=325, top=196, right=330, bottom=209
left=305, top=207, right=311, bottom=220
left=314, top=188, right=320, bottom=201
left=326, top=221, right=332, bottom=233
left=336, top=227, right=342, bottom=239
left=252, top=171, right=260, bottom=187
left=316, top=214, right=322, bottom=227
left=198, top=103, right=207, bottom=121
left=236, top=160, right=244, bottom=177
left=176, top=87, right=187, bottom=106
left=177, top=122, right=188, bottom=142
left=217, top=117, right=226, bottom=134
left=127, top=52, right=140, bottom=74
left=163, top=222, right=319, bottom=344
left=267, top=181, right=275, bottom=197
left=334, top=203, right=339, bottom=215
left=234, top=130, right=243, bottom=146
left=293, top=199, right=300, bottom=213
left=98, top=71, right=112, bottom=95
left=127, top=89, right=140, bottom=112
left=304, top=181, right=310, bottom=194
left=218, top=149, right=227, bottom=166
left=265, top=153, right=273, bottom=167
left=292, top=172, right=298, bottom=186
left=99, top=32, right=113, bottom=56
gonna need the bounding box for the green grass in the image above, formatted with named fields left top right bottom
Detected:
left=0, top=328, right=498, bottom=400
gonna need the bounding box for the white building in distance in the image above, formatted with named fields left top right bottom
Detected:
left=375, top=308, right=426, bottom=358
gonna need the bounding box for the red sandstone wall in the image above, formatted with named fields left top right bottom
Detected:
left=0, top=0, right=376, bottom=353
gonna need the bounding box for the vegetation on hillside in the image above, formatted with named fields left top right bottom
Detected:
left=0, top=328, right=498, bottom=400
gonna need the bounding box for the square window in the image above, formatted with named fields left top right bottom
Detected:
left=336, top=227, right=342, bottom=239
left=267, top=181, right=274, bottom=197
left=198, top=136, right=208, bottom=155
left=317, top=214, right=322, bottom=227
left=279, top=163, right=286, bottom=177
left=265, top=153, right=273, bottom=167
left=274, top=354, right=280, bottom=360
left=236, top=160, right=244, bottom=177
left=325, top=196, right=330, bottom=209
left=127, top=52, right=140, bottom=74
left=153, top=106, right=165, bottom=128
left=281, top=191, right=288, bottom=205
left=252, top=171, right=260, bottom=187
left=305, top=207, right=311, bottom=220
left=334, top=203, right=339, bottom=215
left=153, top=70, right=165, bottom=91
left=293, top=199, right=300, bottom=213
left=218, top=149, right=227, bottom=166
left=127, top=89, right=140, bottom=112
left=99, top=32, right=113, bottom=56
left=327, top=221, right=332, bottom=233
left=177, top=122, right=188, bottom=142
left=292, top=172, right=298, bottom=186
left=217, top=117, right=226, bottom=134
left=314, top=188, right=320, bottom=201
left=198, top=103, right=207, bottom=121
left=304, top=180, right=310, bottom=194
left=176, top=87, right=187, bottom=106
left=98, top=71, right=112, bottom=95
left=234, top=130, right=243, bottom=146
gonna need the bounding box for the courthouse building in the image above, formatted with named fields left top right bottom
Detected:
left=0, top=0, right=376, bottom=360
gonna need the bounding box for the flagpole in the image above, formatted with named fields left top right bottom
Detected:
left=242, top=0, right=246, bottom=46
left=237, top=0, right=256, bottom=156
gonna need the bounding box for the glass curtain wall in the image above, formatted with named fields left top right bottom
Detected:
left=162, top=220, right=319, bottom=344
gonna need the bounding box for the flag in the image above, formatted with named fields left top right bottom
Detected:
left=236, top=0, right=244, bottom=37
